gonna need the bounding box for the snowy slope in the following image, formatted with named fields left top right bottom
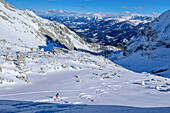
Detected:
left=110, top=10, right=170, bottom=77
left=0, top=0, right=90, bottom=50
left=0, top=43, right=170, bottom=108
left=0, top=0, right=170, bottom=112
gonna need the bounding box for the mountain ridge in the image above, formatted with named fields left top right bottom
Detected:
left=0, top=0, right=90, bottom=50
left=109, top=10, right=170, bottom=77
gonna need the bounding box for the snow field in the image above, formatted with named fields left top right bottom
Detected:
left=0, top=44, right=170, bottom=107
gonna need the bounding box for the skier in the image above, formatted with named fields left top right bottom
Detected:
left=54, top=93, right=59, bottom=101
left=56, top=93, right=59, bottom=98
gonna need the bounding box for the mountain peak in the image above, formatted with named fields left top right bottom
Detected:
left=151, top=9, right=170, bottom=33
left=118, top=9, right=170, bottom=77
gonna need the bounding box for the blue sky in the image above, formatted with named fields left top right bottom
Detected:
left=5, top=0, right=170, bottom=15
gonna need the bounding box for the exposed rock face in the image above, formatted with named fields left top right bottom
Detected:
left=0, top=0, right=90, bottom=50
left=51, top=47, right=69, bottom=54
left=0, top=67, right=2, bottom=72
left=39, top=22, right=74, bottom=50
left=16, top=75, right=29, bottom=83
left=16, top=56, right=26, bottom=66
left=0, top=77, right=4, bottom=84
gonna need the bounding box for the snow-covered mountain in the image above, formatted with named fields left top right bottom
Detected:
left=0, top=0, right=90, bottom=50
left=109, top=10, right=170, bottom=77
left=0, top=0, right=170, bottom=112
left=37, top=11, right=154, bottom=47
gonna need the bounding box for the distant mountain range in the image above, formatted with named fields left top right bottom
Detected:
left=34, top=9, right=154, bottom=48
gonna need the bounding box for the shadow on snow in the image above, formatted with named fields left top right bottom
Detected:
left=0, top=100, right=170, bottom=113
left=39, top=35, right=68, bottom=52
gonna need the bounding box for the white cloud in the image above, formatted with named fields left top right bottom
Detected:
left=48, top=9, right=65, bottom=13
left=152, top=12, right=159, bottom=16
left=123, top=11, right=131, bottom=14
